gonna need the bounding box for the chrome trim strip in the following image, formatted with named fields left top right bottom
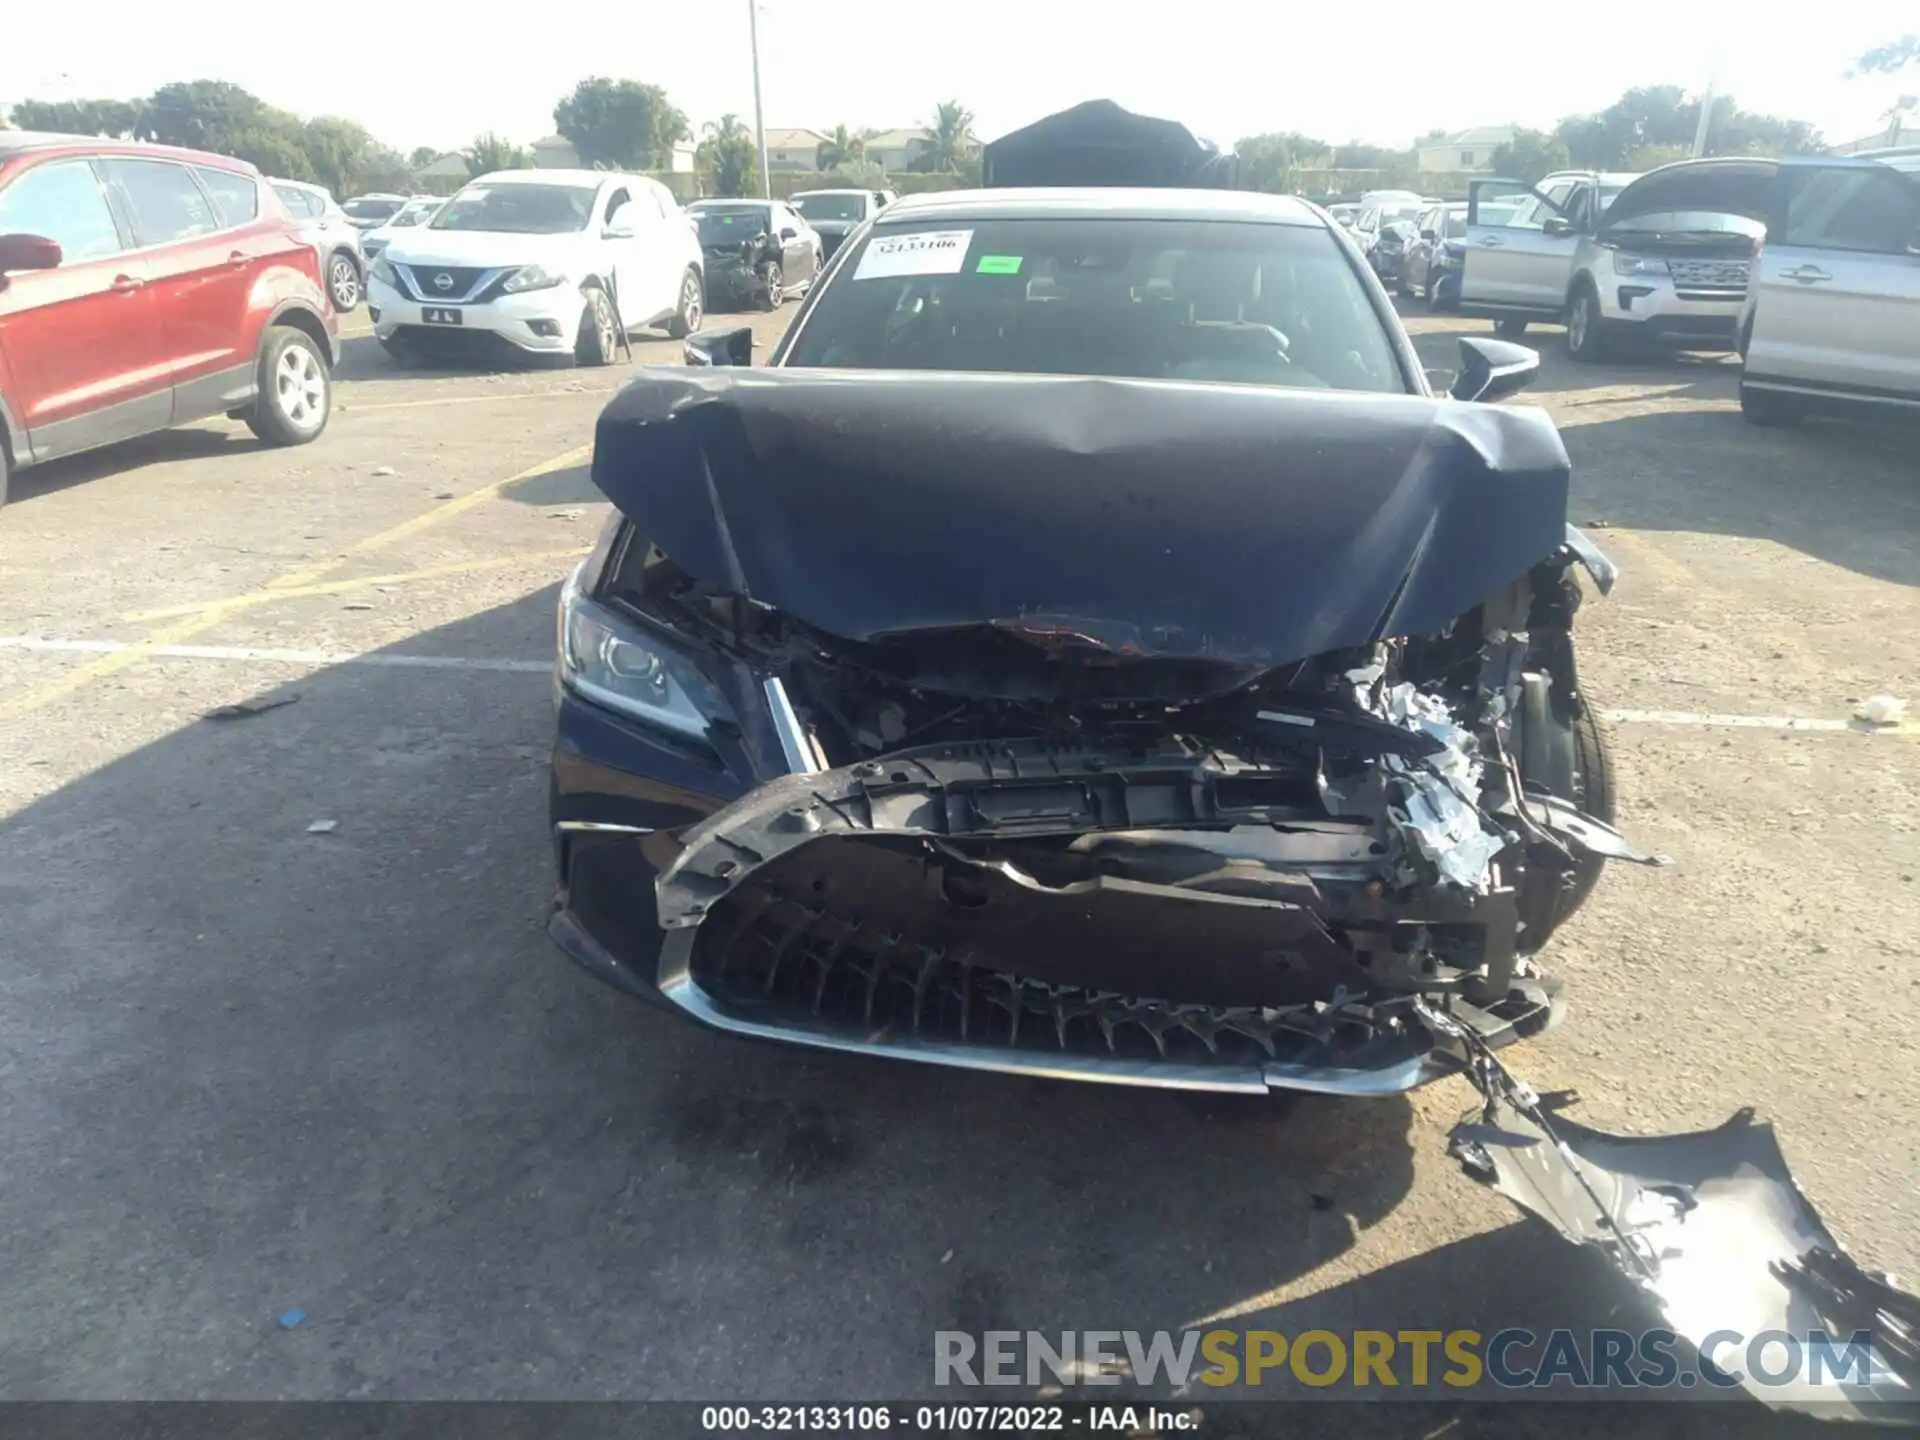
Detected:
left=394, top=263, right=509, bottom=304
left=555, top=821, right=655, bottom=834
left=763, top=675, right=823, bottom=774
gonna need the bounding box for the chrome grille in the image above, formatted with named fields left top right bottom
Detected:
left=1667, top=256, right=1750, bottom=292
left=398, top=264, right=488, bottom=301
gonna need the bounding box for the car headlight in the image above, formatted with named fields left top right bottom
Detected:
left=370, top=256, right=399, bottom=286
left=1612, top=252, right=1670, bottom=277
left=557, top=567, right=729, bottom=743
left=503, top=264, right=567, bottom=294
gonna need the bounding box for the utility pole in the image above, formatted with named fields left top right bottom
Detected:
left=748, top=0, right=771, bottom=198
left=1691, top=54, right=1721, bottom=157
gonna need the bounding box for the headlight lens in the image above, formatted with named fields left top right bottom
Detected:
left=370, top=256, right=399, bottom=286
left=1612, top=251, right=1670, bottom=277
left=503, top=264, right=567, bottom=294
left=557, top=567, right=728, bottom=743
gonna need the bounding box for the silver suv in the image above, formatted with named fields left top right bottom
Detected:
left=1737, top=147, right=1920, bottom=425
left=271, top=178, right=366, bottom=313
left=1459, top=163, right=1777, bottom=362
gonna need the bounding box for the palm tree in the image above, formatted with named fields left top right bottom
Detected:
left=698, top=114, right=760, bottom=197
left=918, top=100, right=975, bottom=172
left=815, top=123, right=867, bottom=171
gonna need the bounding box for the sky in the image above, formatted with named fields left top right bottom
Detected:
left=5, top=1, right=1916, bottom=156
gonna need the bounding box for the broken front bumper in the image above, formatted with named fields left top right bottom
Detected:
left=600, top=739, right=1577, bottom=1097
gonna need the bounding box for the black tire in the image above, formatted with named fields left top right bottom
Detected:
left=758, top=261, right=785, bottom=311
left=1493, top=317, right=1529, bottom=339
left=244, top=325, right=331, bottom=447
left=1739, top=381, right=1803, bottom=428
left=1565, top=286, right=1610, bottom=363
left=0, top=440, right=10, bottom=514
left=665, top=267, right=704, bottom=339
left=327, top=251, right=362, bottom=312
left=575, top=287, right=619, bottom=367
left=1519, top=701, right=1617, bottom=943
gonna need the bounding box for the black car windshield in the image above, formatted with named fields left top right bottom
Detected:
left=784, top=216, right=1407, bottom=395
left=431, top=184, right=596, bottom=234
left=794, top=194, right=864, bottom=221
left=697, top=206, right=771, bottom=243
left=343, top=197, right=403, bottom=221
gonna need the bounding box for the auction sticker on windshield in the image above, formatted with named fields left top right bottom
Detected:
left=854, top=230, right=974, bottom=280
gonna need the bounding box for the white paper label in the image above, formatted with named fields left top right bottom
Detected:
left=853, top=229, right=974, bottom=280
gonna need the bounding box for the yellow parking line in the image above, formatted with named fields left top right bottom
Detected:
left=120, top=548, right=592, bottom=622
left=0, top=442, right=594, bottom=721
left=341, top=388, right=624, bottom=414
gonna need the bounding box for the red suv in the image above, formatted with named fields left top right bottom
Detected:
left=0, top=133, right=341, bottom=509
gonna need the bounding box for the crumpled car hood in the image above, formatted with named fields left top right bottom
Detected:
left=591, top=369, right=1572, bottom=666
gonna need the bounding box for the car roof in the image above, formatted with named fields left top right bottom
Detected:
left=876, top=186, right=1326, bottom=228
left=1848, top=144, right=1920, bottom=173
left=468, top=169, right=624, bottom=188
left=791, top=188, right=870, bottom=197
left=0, top=130, right=256, bottom=172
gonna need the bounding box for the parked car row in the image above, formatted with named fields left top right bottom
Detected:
left=0, top=131, right=339, bottom=509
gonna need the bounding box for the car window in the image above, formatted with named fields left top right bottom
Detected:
left=1783, top=167, right=1920, bottom=254
left=342, top=197, right=404, bottom=222
left=794, top=193, right=864, bottom=221
left=0, top=159, right=124, bottom=262
left=274, top=184, right=315, bottom=218
left=696, top=205, right=772, bottom=243
left=603, top=186, right=630, bottom=224
left=103, top=159, right=219, bottom=246
left=784, top=216, right=1407, bottom=396
left=196, top=168, right=259, bottom=227
left=431, top=183, right=597, bottom=234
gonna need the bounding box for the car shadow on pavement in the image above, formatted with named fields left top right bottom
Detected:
left=498, top=462, right=599, bottom=509
left=5, top=425, right=267, bottom=506
left=0, top=587, right=1520, bottom=1402
left=1560, top=407, right=1920, bottom=589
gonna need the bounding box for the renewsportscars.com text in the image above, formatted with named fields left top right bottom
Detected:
left=934, top=1327, right=1881, bottom=1392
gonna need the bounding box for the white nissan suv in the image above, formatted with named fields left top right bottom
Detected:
left=367, top=169, right=704, bottom=365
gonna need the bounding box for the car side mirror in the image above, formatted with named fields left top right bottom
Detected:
left=0, top=232, right=63, bottom=274
left=1542, top=216, right=1577, bottom=237
left=1449, top=336, right=1539, bottom=402
left=1419, top=228, right=1437, bottom=241
left=684, top=325, right=755, bottom=368
left=778, top=227, right=798, bottom=241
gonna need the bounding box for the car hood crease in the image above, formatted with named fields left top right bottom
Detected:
left=591, top=370, right=1572, bottom=666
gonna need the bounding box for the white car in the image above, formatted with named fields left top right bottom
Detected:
left=358, top=196, right=442, bottom=263
left=366, top=169, right=705, bottom=365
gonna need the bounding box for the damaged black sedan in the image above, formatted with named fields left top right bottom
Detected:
left=548, top=188, right=1648, bottom=1096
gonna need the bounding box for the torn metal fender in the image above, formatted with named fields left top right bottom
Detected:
left=1434, top=1007, right=1918, bottom=1420
left=1562, top=524, right=1618, bottom=596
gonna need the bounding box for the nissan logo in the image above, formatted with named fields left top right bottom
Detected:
left=433, top=272, right=454, bottom=291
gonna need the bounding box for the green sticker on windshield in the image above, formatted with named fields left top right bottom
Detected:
left=976, top=254, right=1023, bottom=274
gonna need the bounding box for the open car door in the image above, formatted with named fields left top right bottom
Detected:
left=1462, top=177, right=1584, bottom=318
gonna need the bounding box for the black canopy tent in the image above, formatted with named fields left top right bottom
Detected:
left=982, top=99, right=1239, bottom=190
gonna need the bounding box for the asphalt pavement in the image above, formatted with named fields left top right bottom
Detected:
left=0, top=297, right=1914, bottom=1422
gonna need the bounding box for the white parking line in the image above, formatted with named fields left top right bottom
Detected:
left=2, top=635, right=1906, bottom=735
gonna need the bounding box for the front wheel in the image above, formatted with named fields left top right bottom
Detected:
left=575, top=287, right=620, bottom=367
left=666, top=267, right=704, bottom=339
left=758, top=261, right=785, bottom=311
left=328, top=252, right=362, bottom=312
left=245, top=326, right=331, bottom=446
left=1493, top=317, right=1529, bottom=339
left=1565, top=287, right=1610, bottom=363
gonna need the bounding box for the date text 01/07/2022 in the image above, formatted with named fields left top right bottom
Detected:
left=699, top=1403, right=1197, bottom=1432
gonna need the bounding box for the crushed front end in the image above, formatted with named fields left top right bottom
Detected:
left=551, top=369, right=1653, bottom=1095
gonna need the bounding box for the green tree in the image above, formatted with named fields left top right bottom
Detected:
left=1554, top=85, right=1820, bottom=167
left=9, top=98, right=142, bottom=137
left=466, top=133, right=533, bottom=173
left=696, top=114, right=759, bottom=197
left=1490, top=128, right=1572, bottom=183
left=1234, top=131, right=1327, bottom=194
left=226, top=127, right=316, bottom=181
left=814, top=160, right=888, bottom=190
left=916, top=100, right=975, bottom=172
left=815, top=123, right=867, bottom=171
left=1854, top=35, right=1919, bottom=74
left=138, top=80, right=277, bottom=149
left=409, top=145, right=441, bottom=169
left=553, top=77, right=688, bottom=169
left=300, top=116, right=380, bottom=194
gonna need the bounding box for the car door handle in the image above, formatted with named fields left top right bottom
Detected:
left=110, top=274, right=145, bottom=294
left=227, top=250, right=249, bottom=268
left=1783, top=265, right=1831, bottom=283
left=1479, top=236, right=1504, bottom=247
